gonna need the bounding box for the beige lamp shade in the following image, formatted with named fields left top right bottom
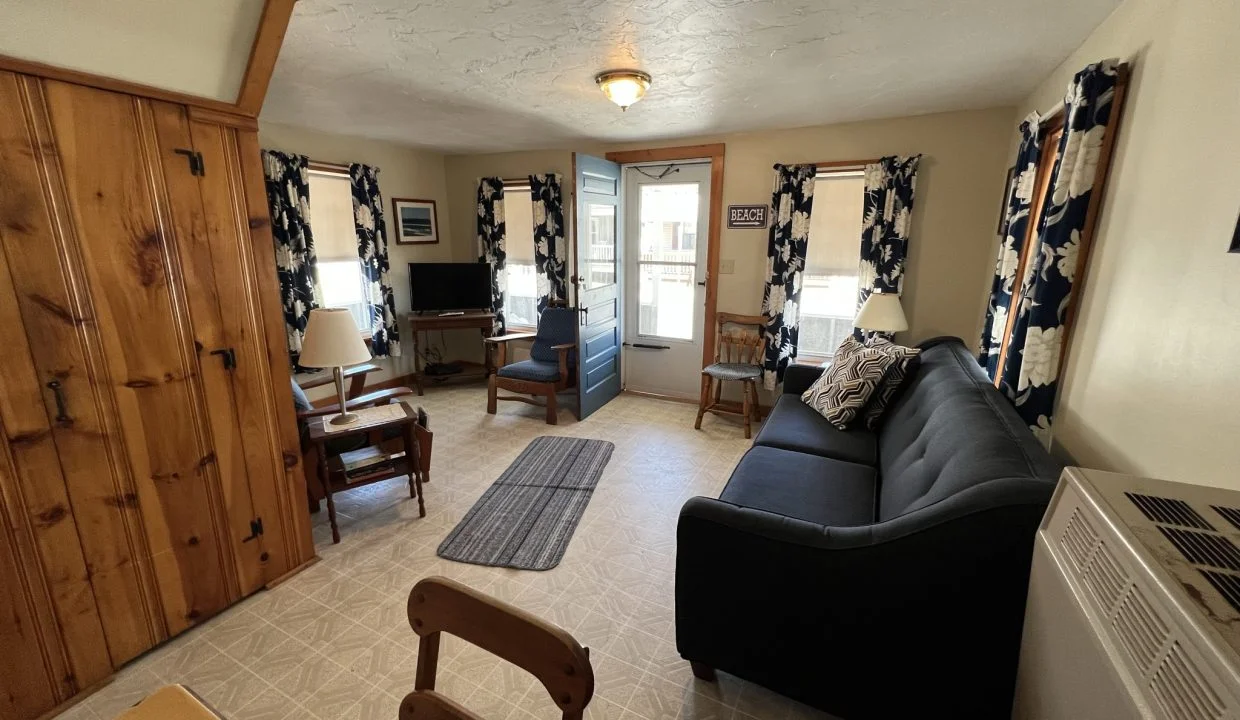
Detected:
left=854, top=292, right=908, bottom=332
left=298, top=308, right=371, bottom=367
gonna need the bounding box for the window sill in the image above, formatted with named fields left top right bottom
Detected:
left=796, top=353, right=833, bottom=366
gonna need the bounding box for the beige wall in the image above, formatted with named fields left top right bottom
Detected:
left=259, top=121, right=453, bottom=395
left=1010, top=0, right=1240, bottom=489
left=443, top=108, right=1017, bottom=349
left=0, top=0, right=262, bottom=102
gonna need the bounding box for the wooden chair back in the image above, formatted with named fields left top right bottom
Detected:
left=399, top=576, right=594, bottom=720
left=714, top=312, right=766, bottom=365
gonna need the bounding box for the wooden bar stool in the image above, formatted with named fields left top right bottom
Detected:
left=695, top=312, right=765, bottom=438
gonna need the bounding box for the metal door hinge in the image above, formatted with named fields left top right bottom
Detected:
left=210, top=347, right=237, bottom=371
left=174, top=148, right=206, bottom=176
left=242, top=517, right=264, bottom=543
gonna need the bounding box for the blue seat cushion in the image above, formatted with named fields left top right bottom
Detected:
left=720, top=446, right=877, bottom=526
left=753, top=395, right=879, bottom=466
left=703, top=362, right=761, bottom=381
left=497, top=359, right=561, bottom=382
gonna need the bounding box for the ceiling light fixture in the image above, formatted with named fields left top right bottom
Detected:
left=595, top=70, right=652, bottom=111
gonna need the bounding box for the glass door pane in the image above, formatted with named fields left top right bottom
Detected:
left=586, top=203, right=616, bottom=289
left=638, top=262, right=696, bottom=339
left=635, top=183, right=700, bottom=341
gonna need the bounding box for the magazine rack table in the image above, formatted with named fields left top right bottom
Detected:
left=306, top=403, right=430, bottom=543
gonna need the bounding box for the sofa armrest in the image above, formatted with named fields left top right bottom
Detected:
left=675, top=489, right=1050, bottom=717
left=781, top=363, right=825, bottom=396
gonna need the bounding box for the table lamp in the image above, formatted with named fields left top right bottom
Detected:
left=854, top=291, right=908, bottom=333
left=297, top=308, right=372, bottom=425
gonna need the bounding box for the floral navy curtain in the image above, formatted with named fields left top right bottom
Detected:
left=529, top=174, right=567, bottom=312
left=350, top=163, right=400, bottom=357
left=477, top=177, right=506, bottom=333
left=760, top=164, right=816, bottom=390
left=854, top=155, right=921, bottom=339
left=979, top=114, right=1042, bottom=378
left=261, top=149, right=320, bottom=364
left=999, top=59, right=1120, bottom=433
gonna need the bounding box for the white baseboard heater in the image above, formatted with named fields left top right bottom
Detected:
left=1013, top=467, right=1240, bottom=719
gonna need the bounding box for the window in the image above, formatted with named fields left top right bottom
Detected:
left=307, top=170, right=370, bottom=333
left=502, top=187, right=539, bottom=328
left=799, top=171, right=866, bottom=358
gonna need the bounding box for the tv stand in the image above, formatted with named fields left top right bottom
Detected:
left=407, top=311, right=497, bottom=395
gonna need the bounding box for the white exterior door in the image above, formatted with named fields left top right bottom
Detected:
left=621, top=162, right=711, bottom=399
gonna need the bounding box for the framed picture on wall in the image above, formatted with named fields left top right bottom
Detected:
left=1231, top=208, right=1240, bottom=253
left=392, top=198, right=439, bottom=245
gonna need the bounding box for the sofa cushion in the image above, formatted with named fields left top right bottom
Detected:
left=720, top=446, right=876, bottom=526
left=754, top=395, right=878, bottom=466
left=875, top=339, right=1065, bottom=521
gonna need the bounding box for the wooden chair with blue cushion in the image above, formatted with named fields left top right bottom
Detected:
left=485, top=307, right=578, bottom=425
left=695, top=312, right=766, bottom=438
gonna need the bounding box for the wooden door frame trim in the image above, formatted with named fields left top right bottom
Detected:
left=605, top=144, right=726, bottom=369
left=0, top=0, right=296, bottom=119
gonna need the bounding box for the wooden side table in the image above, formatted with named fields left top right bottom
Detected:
left=408, top=311, right=496, bottom=395
left=306, top=403, right=429, bottom=543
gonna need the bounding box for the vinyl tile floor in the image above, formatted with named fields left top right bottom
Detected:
left=55, top=387, right=835, bottom=720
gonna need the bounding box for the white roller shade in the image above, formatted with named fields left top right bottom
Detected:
left=308, top=171, right=358, bottom=260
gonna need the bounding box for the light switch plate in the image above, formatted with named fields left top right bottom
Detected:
left=720, top=259, right=736, bottom=274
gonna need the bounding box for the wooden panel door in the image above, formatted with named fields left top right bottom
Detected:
left=145, top=103, right=303, bottom=595
left=190, top=119, right=315, bottom=586
left=0, top=71, right=138, bottom=685
left=573, top=153, right=624, bottom=419
left=39, top=79, right=231, bottom=636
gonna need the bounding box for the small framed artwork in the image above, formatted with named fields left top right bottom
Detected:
left=996, top=165, right=1016, bottom=235
left=392, top=198, right=439, bottom=245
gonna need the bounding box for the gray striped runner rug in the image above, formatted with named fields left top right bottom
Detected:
left=437, top=436, right=614, bottom=570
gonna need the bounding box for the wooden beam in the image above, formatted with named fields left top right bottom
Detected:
left=605, top=144, right=726, bottom=165
left=236, top=0, right=298, bottom=116
left=0, top=54, right=243, bottom=115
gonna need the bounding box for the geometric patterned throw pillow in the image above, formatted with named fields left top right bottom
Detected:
left=801, top=336, right=898, bottom=429
left=860, top=337, right=921, bottom=430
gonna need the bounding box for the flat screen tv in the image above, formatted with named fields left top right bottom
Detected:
left=409, top=262, right=493, bottom=313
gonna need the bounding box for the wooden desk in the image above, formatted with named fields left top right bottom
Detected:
left=306, top=403, right=428, bottom=543
left=408, top=311, right=496, bottom=395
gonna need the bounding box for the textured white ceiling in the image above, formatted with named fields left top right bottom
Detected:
left=0, top=0, right=263, bottom=102
left=263, top=0, right=1121, bottom=153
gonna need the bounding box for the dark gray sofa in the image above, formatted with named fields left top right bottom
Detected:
left=675, top=337, right=1063, bottom=720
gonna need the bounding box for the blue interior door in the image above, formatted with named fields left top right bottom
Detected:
left=574, top=154, right=623, bottom=419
